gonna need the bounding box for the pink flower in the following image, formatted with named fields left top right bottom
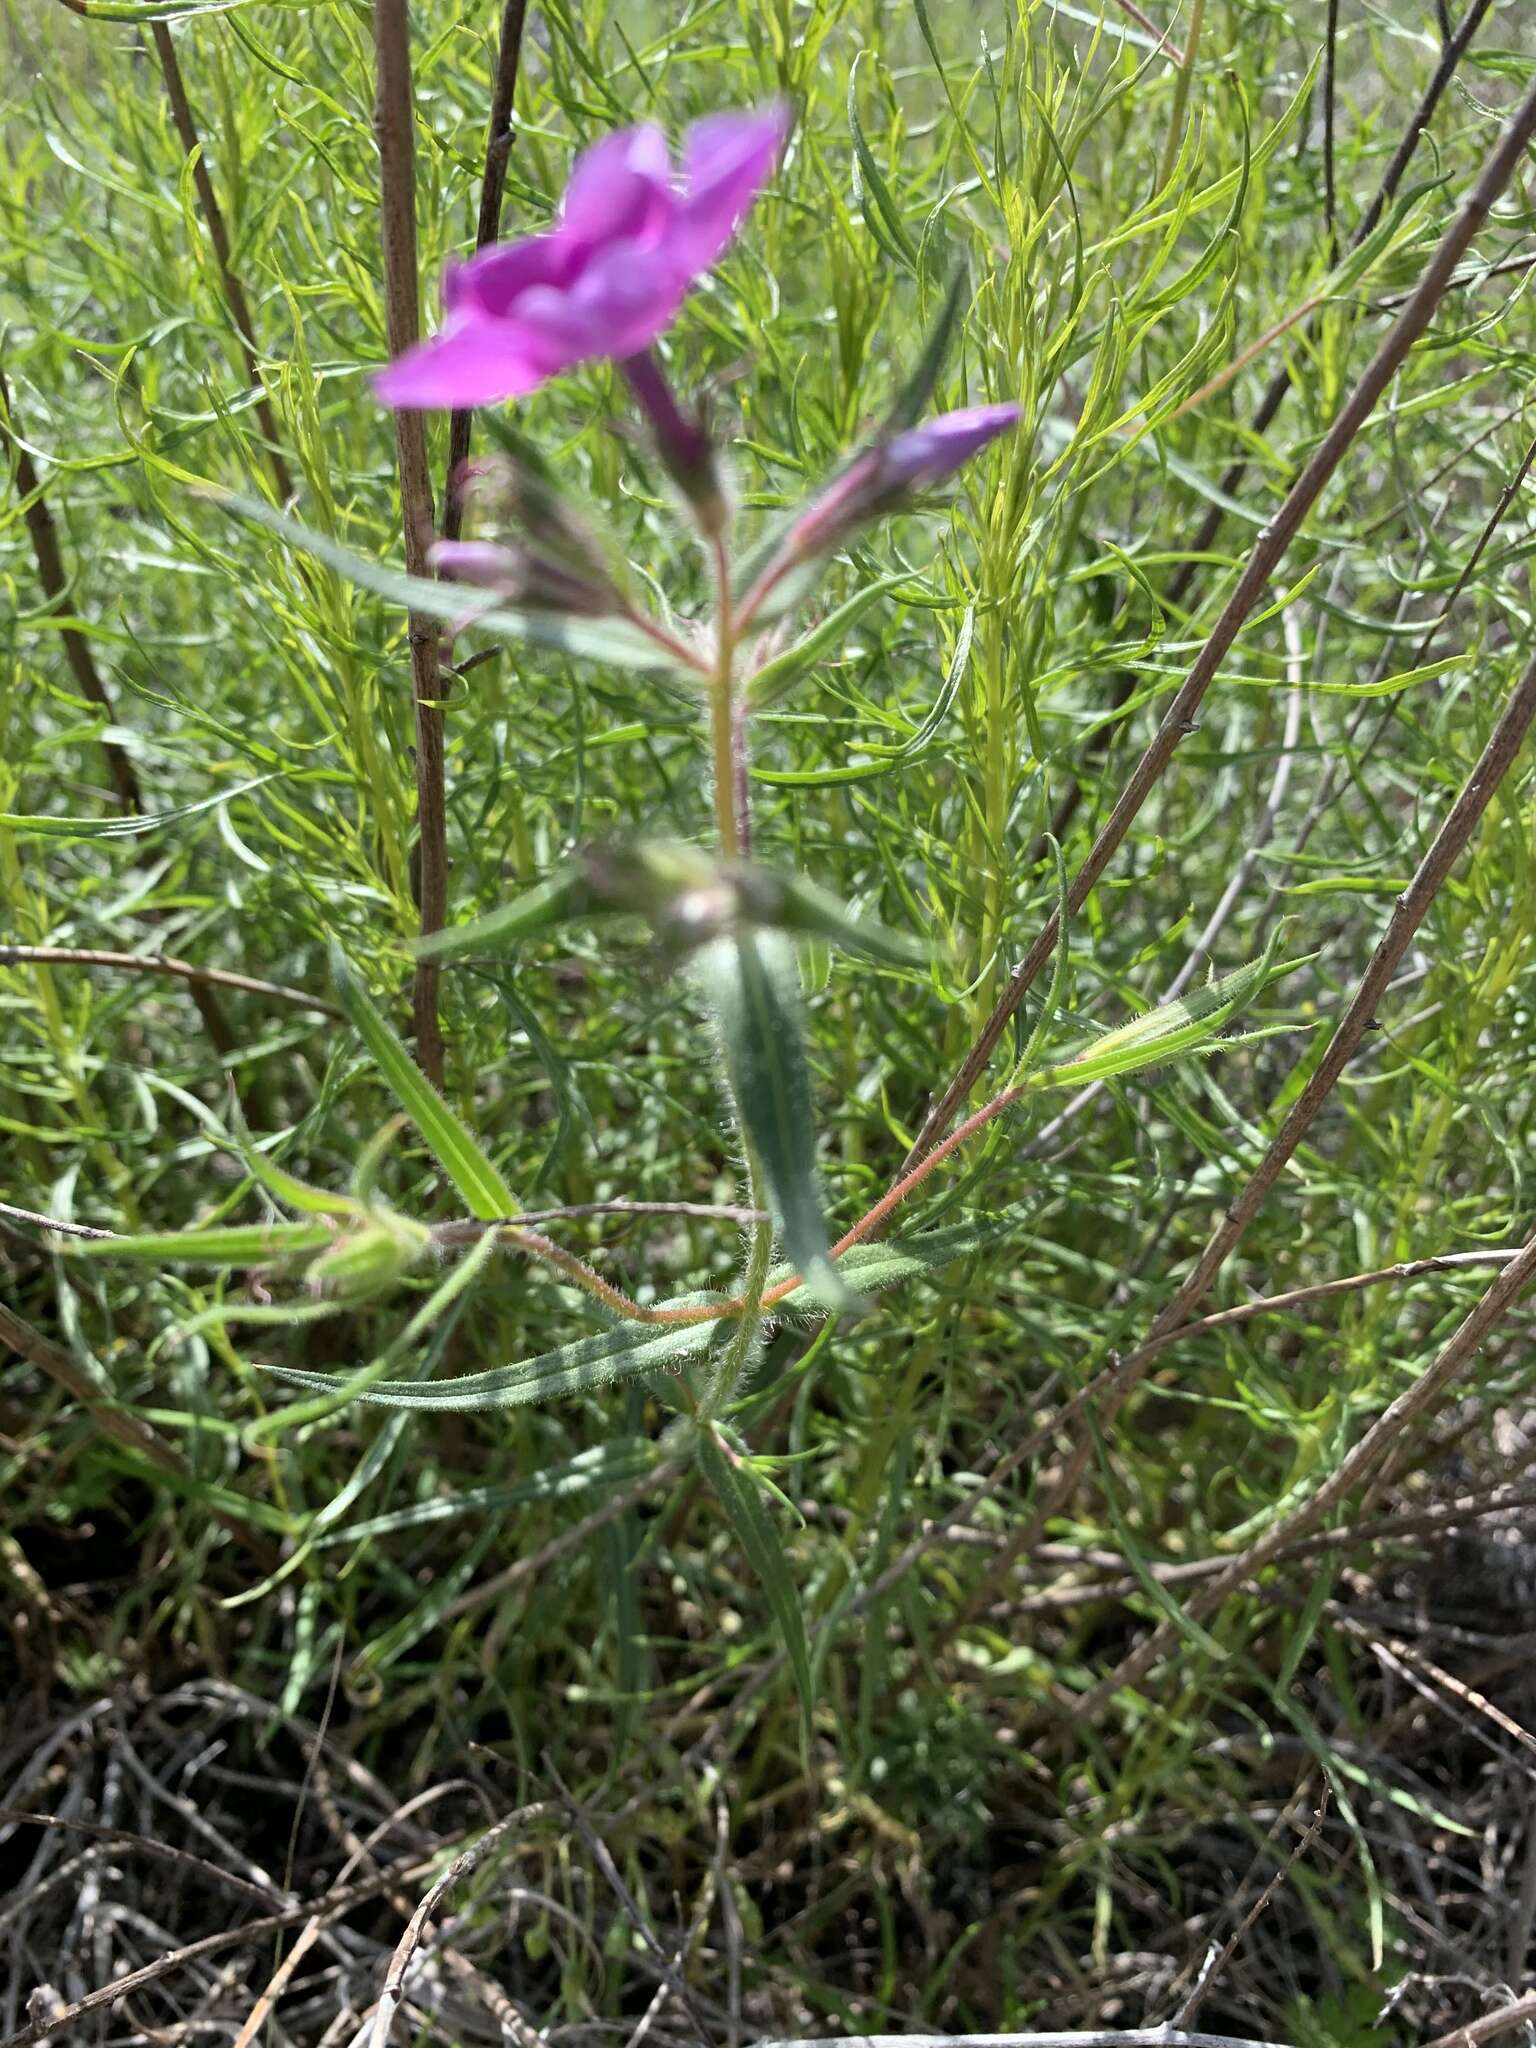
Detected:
left=378, top=106, right=791, bottom=410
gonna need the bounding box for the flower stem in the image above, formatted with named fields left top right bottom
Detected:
left=710, top=533, right=742, bottom=859
left=706, top=527, right=772, bottom=1401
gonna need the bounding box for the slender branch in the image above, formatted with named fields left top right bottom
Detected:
left=1106, top=0, right=1183, bottom=63
left=0, top=367, right=141, bottom=814
left=148, top=23, right=293, bottom=503
left=983, top=637, right=1536, bottom=1650
left=902, top=67, right=1536, bottom=1173
left=440, top=0, right=529, bottom=539
left=0, top=945, right=341, bottom=1018
left=0, top=1201, right=120, bottom=1240
left=1322, top=0, right=1341, bottom=263
left=1127, top=1249, right=1527, bottom=1364
left=1423, top=1991, right=1536, bottom=2048
left=1073, top=1224, right=1536, bottom=1717
left=373, top=0, right=448, bottom=1087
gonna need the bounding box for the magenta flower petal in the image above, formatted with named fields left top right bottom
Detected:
left=445, top=233, right=579, bottom=319
left=374, top=318, right=549, bottom=409
left=560, top=123, right=674, bottom=244
left=427, top=538, right=520, bottom=587
left=675, top=104, right=791, bottom=269
left=379, top=105, right=789, bottom=412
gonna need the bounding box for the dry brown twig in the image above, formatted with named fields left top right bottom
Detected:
left=441, top=0, right=530, bottom=537
left=363, top=1802, right=550, bottom=2048
left=0, top=945, right=341, bottom=1018
left=147, top=23, right=294, bottom=503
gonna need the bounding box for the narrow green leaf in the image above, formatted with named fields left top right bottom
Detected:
left=1036, top=941, right=1303, bottom=1088
left=412, top=868, right=587, bottom=962
left=212, top=491, right=676, bottom=673
left=746, top=574, right=913, bottom=708
left=884, top=267, right=969, bottom=433
left=259, top=1301, right=721, bottom=1410
left=0, top=773, right=280, bottom=841
left=69, top=1221, right=333, bottom=1265
left=236, top=1145, right=365, bottom=1219
left=848, top=55, right=919, bottom=273
left=694, top=932, right=856, bottom=1310
left=754, top=872, right=924, bottom=967
left=697, top=1429, right=814, bottom=1749
left=770, top=1208, right=1028, bottom=1299
left=314, top=1440, right=659, bottom=1546
left=329, top=943, right=520, bottom=1220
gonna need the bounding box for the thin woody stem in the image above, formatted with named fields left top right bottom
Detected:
left=148, top=23, right=293, bottom=504
left=441, top=0, right=529, bottom=538
left=372, top=0, right=448, bottom=1088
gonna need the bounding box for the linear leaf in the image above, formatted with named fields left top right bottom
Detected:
left=259, top=1301, right=722, bottom=1410
left=315, top=1440, right=659, bottom=1546
left=329, top=943, right=520, bottom=1220
left=769, top=1209, right=1029, bottom=1299
left=695, top=932, right=855, bottom=1310
left=884, top=267, right=969, bottom=433
left=213, top=491, right=677, bottom=672
left=848, top=55, right=919, bottom=272
left=1035, top=941, right=1303, bottom=1088
left=697, top=1429, right=814, bottom=1749
left=412, top=869, right=587, bottom=962
left=0, top=774, right=280, bottom=841
left=747, top=574, right=913, bottom=708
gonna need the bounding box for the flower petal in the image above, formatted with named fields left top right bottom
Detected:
left=517, top=243, right=690, bottom=366
left=445, top=232, right=578, bottom=318
left=373, top=317, right=550, bottom=410
left=561, top=122, right=675, bottom=245
left=674, top=104, right=790, bottom=269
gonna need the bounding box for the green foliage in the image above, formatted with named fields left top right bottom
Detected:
left=5, top=1, right=1536, bottom=2037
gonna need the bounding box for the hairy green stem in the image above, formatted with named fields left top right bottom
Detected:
left=706, top=529, right=773, bottom=1403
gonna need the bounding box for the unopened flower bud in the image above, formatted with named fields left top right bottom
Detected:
left=622, top=348, right=728, bottom=538
left=783, top=402, right=1022, bottom=564
left=428, top=537, right=618, bottom=618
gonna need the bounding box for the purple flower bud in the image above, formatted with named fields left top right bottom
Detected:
left=428, top=538, right=616, bottom=618
left=622, top=348, right=727, bottom=536
left=377, top=105, right=791, bottom=412
left=784, top=402, right=1022, bottom=562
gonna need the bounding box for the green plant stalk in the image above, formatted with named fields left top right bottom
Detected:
left=706, top=531, right=773, bottom=1410
left=1157, top=0, right=1208, bottom=192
